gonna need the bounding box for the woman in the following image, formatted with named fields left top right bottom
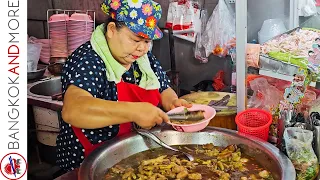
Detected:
left=56, top=0, right=191, bottom=172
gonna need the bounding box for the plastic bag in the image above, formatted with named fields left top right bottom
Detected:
left=166, top=0, right=201, bottom=32
left=248, top=78, right=283, bottom=111
left=310, top=97, right=320, bottom=113
left=194, top=9, right=208, bottom=63
left=201, top=0, right=235, bottom=57
left=212, top=70, right=225, bottom=91
left=301, top=14, right=320, bottom=29
left=298, top=0, right=318, bottom=17
left=165, top=0, right=201, bottom=43
left=247, top=75, right=292, bottom=92
left=27, top=42, right=42, bottom=72
left=246, top=44, right=260, bottom=68
left=174, top=32, right=197, bottom=43
left=296, top=89, right=317, bottom=116
left=284, top=127, right=319, bottom=180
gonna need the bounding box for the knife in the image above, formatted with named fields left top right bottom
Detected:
left=208, top=95, right=231, bottom=107
left=167, top=110, right=205, bottom=121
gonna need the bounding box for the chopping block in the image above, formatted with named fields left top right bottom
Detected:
left=180, top=91, right=237, bottom=130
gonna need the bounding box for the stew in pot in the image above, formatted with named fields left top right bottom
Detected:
left=105, top=144, right=274, bottom=180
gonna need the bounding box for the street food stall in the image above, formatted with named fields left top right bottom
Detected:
left=27, top=0, right=320, bottom=179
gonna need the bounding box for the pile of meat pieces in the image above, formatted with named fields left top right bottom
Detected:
left=261, top=29, right=320, bottom=57
left=111, top=155, right=202, bottom=180
left=109, top=144, right=270, bottom=180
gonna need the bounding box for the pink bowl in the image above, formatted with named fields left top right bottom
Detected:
left=167, top=104, right=216, bottom=132
left=49, top=14, right=69, bottom=22
left=70, top=13, right=93, bottom=22
left=34, top=39, right=51, bottom=44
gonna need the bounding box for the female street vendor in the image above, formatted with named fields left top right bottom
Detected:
left=56, top=0, right=191, bottom=172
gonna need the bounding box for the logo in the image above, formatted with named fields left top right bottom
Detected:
left=0, top=153, right=27, bottom=180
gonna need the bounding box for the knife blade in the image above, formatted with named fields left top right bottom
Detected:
left=167, top=110, right=205, bottom=121
left=208, top=95, right=231, bottom=106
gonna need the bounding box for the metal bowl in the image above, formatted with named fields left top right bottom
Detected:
left=48, top=62, right=64, bottom=75
left=27, top=64, right=48, bottom=80
left=79, top=126, right=296, bottom=180
left=48, top=57, right=67, bottom=75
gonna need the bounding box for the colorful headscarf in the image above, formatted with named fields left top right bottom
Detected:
left=101, top=0, right=163, bottom=40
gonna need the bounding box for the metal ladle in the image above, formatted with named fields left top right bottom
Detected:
left=133, top=124, right=195, bottom=161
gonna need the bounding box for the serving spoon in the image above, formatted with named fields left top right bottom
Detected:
left=133, top=123, right=195, bottom=161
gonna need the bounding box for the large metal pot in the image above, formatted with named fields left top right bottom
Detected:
left=79, top=126, right=295, bottom=180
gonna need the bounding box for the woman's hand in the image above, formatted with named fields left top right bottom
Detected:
left=166, top=98, right=192, bottom=111
left=160, top=88, right=192, bottom=111
left=131, top=102, right=169, bottom=129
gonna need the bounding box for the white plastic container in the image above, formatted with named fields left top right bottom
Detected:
left=258, top=19, right=287, bottom=44
left=27, top=43, right=42, bottom=72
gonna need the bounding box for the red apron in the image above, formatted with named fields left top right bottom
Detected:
left=71, top=80, right=161, bottom=157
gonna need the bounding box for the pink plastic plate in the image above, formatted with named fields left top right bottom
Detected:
left=167, top=104, right=216, bottom=132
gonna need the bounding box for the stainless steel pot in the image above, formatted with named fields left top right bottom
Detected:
left=79, top=126, right=296, bottom=180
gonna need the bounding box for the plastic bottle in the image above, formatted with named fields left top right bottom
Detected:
left=230, top=49, right=236, bottom=93
left=231, top=62, right=236, bottom=93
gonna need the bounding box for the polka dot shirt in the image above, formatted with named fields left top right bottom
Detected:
left=56, top=41, right=170, bottom=172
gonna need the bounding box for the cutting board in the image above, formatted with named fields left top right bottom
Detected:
left=180, top=91, right=237, bottom=130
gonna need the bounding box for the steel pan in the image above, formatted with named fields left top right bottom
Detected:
left=79, top=126, right=295, bottom=180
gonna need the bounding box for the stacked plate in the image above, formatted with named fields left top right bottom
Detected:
left=48, top=14, right=69, bottom=58
left=34, top=39, right=51, bottom=64
left=67, top=13, right=94, bottom=55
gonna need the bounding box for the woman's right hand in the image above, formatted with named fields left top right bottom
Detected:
left=131, top=102, right=169, bottom=129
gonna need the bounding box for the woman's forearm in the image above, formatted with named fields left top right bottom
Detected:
left=62, top=86, right=137, bottom=129
left=62, top=96, right=136, bottom=129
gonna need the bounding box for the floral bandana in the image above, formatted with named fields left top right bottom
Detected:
left=101, top=0, right=163, bottom=40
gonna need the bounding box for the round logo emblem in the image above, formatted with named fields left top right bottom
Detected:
left=0, top=153, right=27, bottom=180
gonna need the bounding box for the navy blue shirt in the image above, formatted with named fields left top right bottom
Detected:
left=56, top=42, right=170, bottom=171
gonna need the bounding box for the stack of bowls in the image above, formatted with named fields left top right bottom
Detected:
left=48, top=14, right=69, bottom=58
left=34, top=39, right=51, bottom=64
left=67, top=13, right=94, bottom=55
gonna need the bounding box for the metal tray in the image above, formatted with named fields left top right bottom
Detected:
left=261, top=27, right=301, bottom=45
left=259, top=54, right=300, bottom=76
left=259, top=27, right=318, bottom=75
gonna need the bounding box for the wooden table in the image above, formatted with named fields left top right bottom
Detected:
left=180, top=91, right=237, bottom=130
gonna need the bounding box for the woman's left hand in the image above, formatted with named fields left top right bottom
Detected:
left=166, top=98, right=192, bottom=111
left=160, top=88, right=192, bottom=111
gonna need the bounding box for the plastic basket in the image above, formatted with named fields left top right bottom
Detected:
left=235, top=109, right=272, bottom=141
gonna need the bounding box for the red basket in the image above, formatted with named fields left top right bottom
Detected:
left=235, top=109, right=272, bottom=141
